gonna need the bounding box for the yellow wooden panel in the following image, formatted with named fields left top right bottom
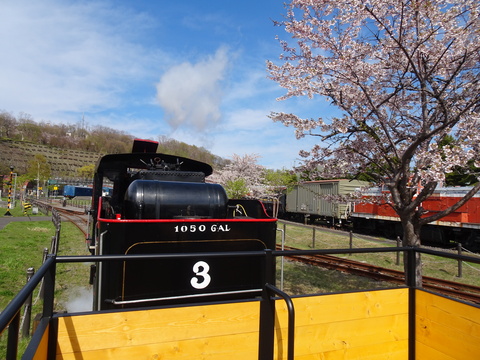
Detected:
left=274, top=289, right=409, bottom=359
left=286, top=314, right=408, bottom=354
left=57, top=301, right=260, bottom=356
left=416, top=315, right=480, bottom=359
left=416, top=290, right=480, bottom=360
left=416, top=290, right=480, bottom=337
left=274, top=288, right=409, bottom=329
left=32, top=323, right=49, bottom=360
left=55, top=289, right=410, bottom=359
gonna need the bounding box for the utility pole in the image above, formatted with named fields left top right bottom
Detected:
left=37, top=162, right=40, bottom=199
left=4, top=165, right=14, bottom=216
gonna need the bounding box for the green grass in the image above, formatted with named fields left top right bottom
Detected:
left=0, top=222, right=54, bottom=306
left=1, top=201, right=46, bottom=217
left=0, top=214, right=89, bottom=357
left=275, top=223, right=402, bottom=295
left=277, top=259, right=398, bottom=295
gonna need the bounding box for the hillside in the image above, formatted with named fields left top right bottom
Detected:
left=0, top=139, right=102, bottom=177
left=0, top=111, right=230, bottom=180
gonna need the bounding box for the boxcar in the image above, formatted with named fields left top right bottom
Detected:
left=284, top=179, right=369, bottom=225
left=63, top=185, right=93, bottom=199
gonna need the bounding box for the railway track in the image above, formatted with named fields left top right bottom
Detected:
left=55, top=207, right=89, bottom=237
left=279, top=245, right=480, bottom=304
left=34, top=199, right=90, bottom=237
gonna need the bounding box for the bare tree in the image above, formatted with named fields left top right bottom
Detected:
left=0, top=111, right=17, bottom=138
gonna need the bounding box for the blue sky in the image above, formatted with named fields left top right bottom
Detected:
left=0, top=0, right=329, bottom=169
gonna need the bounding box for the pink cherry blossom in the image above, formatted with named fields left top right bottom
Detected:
left=268, top=0, right=480, bottom=261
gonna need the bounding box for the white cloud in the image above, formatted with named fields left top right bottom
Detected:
left=155, top=47, right=229, bottom=131
left=0, top=0, right=161, bottom=119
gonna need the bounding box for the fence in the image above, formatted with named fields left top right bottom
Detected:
left=278, top=220, right=473, bottom=278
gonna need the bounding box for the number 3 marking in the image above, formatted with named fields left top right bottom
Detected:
left=190, top=261, right=211, bottom=289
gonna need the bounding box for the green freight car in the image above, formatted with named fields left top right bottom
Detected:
left=285, top=179, right=369, bottom=225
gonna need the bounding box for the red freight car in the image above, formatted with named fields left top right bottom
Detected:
left=351, top=187, right=480, bottom=250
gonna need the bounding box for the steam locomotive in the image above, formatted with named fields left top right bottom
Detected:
left=88, top=139, right=277, bottom=310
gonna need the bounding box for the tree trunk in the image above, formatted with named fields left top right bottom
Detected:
left=401, top=218, right=423, bottom=288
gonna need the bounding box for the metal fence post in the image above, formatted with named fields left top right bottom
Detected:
left=39, top=248, right=48, bottom=300
left=349, top=231, right=353, bottom=256
left=6, top=311, right=20, bottom=360
left=396, top=237, right=401, bottom=266
left=42, top=256, right=57, bottom=319
left=277, top=228, right=285, bottom=291
left=258, top=250, right=275, bottom=360
left=406, top=247, right=417, bottom=288
left=407, top=247, right=417, bottom=360
left=457, top=243, right=463, bottom=278
left=21, top=267, right=35, bottom=337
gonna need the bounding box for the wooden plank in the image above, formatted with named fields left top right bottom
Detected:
left=274, top=314, right=408, bottom=358
left=416, top=290, right=480, bottom=359
left=57, top=301, right=260, bottom=355
left=57, top=332, right=258, bottom=360
left=418, top=300, right=480, bottom=338
left=416, top=342, right=457, bottom=360
left=416, top=315, right=480, bottom=359
left=294, top=340, right=407, bottom=360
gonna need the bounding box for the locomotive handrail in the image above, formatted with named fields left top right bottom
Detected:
left=106, top=288, right=263, bottom=306
left=415, top=246, right=480, bottom=263
left=54, top=242, right=480, bottom=264
left=264, top=283, right=295, bottom=360
left=55, top=250, right=267, bottom=263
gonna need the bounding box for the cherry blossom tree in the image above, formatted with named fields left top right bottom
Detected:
left=212, top=154, right=266, bottom=198
left=268, top=0, right=480, bottom=285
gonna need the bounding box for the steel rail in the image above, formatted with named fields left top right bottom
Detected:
left=279, top=245, right=480, bottom=304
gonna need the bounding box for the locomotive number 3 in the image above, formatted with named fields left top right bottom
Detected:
left=190, top=261, right=211, bottom=289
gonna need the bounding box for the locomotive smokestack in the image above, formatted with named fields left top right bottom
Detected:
left=132, top=139, right=159, bottom=153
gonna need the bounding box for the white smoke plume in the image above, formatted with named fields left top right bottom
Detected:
left=156, top=47, right=229, bottom=131
left=65, top=286, right=93, bottom=313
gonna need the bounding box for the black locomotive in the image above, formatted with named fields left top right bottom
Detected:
left=88, top=139, right=277, bottom=310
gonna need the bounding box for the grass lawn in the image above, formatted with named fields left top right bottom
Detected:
left=0, top=221, right=54, bottom=307
left=0, top=206, right=89, bottom=357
